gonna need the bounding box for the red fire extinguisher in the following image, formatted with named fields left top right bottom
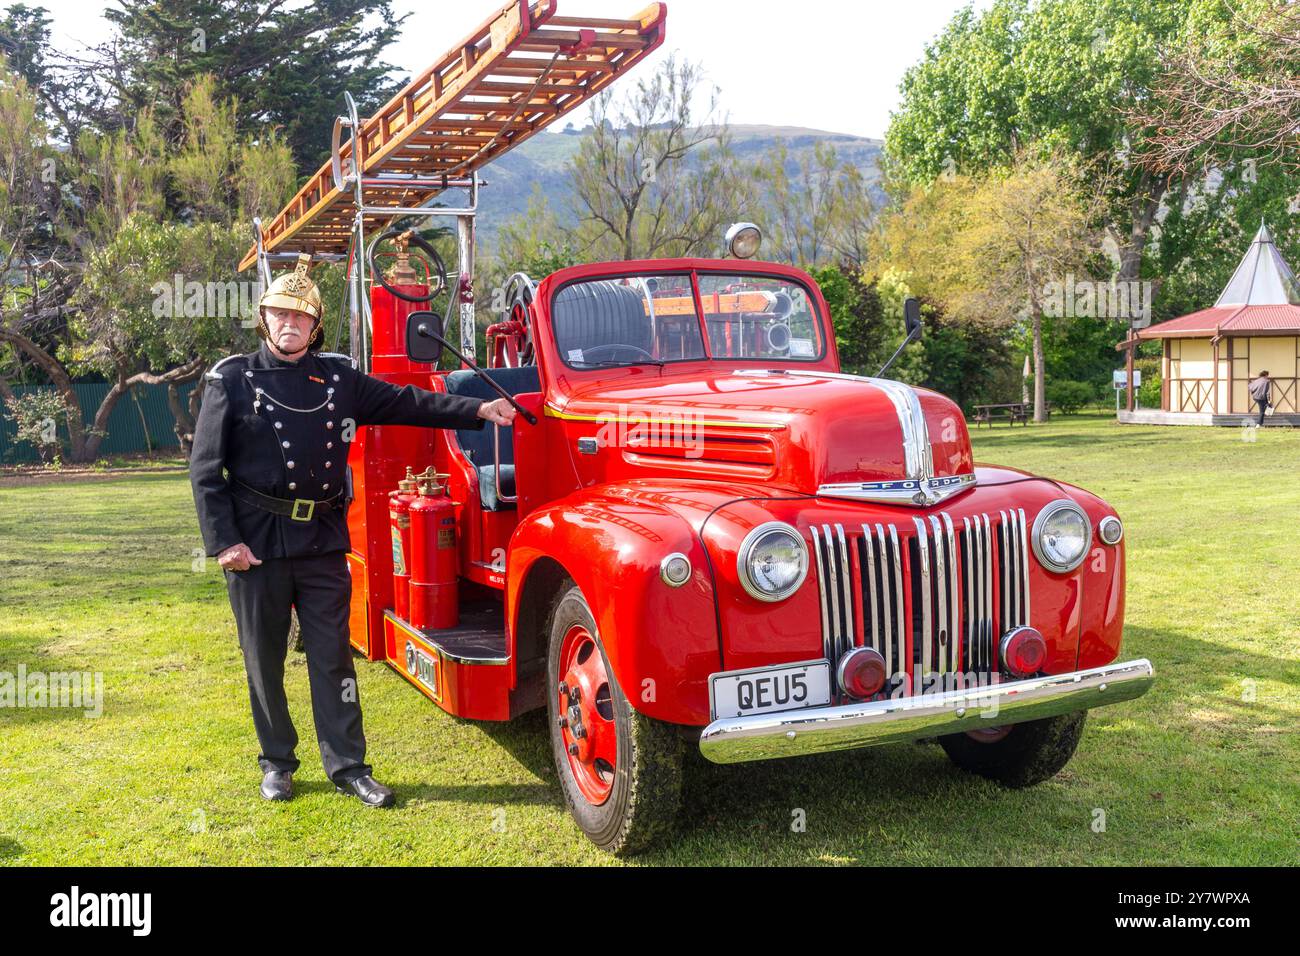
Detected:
left=388, top=467, right=419, bottom=621
left=408, top=472, right=459, bottom=632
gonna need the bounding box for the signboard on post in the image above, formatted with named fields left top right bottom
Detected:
left=1114, top=369, right=1142, bottom=411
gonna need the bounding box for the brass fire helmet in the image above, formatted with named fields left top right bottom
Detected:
left=258, top=253, right=324, bottom=349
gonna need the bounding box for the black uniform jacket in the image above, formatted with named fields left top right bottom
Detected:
left=190, top=342, right=484, bottom=559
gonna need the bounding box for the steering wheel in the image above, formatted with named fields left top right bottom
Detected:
left=580, top=343, right=657, bottom=364
left=366, top=229, right=447, bottom=303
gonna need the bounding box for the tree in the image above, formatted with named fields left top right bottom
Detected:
left=70, top=78, right=295, bottom=457
left=567, top=54, right=747, bottom=261
left=1136, top=0, right=1300, bottom=174
left=874, top=151, right=1101, bottom=421
left=885, top=0, right=1197, bottom=282
left=811, top=265, right=890, bottom=375
left=66, top=0, right=407, bottom=171
left=754, top=141, right=848, bottom=269
left=0, top=66, right=293, bottom=461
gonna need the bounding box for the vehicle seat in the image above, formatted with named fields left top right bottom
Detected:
left=444, top=366, right=540, bottom=510
left=552, top=280, right=652, bottom=358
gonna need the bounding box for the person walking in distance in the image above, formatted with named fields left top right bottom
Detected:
left=1248, top=370, right=1272, bottom=426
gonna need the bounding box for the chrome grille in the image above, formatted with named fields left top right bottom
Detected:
left=810, top=507, right=1034, bottom=696
left=810, top=524, right=853, bottom=668
left=960, top=513, right=995, bottom=673
left=858, top=523, right=906, bottom=690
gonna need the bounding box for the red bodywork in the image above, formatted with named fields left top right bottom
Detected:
left=346, top=258, right=1128, bottom=727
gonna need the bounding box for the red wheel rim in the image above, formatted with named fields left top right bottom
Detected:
left=557, top=623, right=617, bottom=805
left=966, top=724, right=1012, bottom=743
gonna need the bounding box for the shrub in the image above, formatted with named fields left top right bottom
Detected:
left=3, top=389, right=68, bottom=465
left=1046, top=379, right=1095, bottom=414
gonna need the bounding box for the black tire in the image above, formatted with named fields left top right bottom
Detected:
left=546, top=582, right=682, bottom=855
left=938, top=711, right=1087, bottom=788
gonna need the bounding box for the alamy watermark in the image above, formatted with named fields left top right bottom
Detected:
left=0, top=664, right=103, bottom=717
left=151, top=274, right=265, bottom=326
left=1042, top=273, right=1152, bottom=327
left=591, top=404, right=706, bottom=459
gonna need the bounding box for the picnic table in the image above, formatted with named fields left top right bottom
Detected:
left=971, top=402, right=1051, bottom=427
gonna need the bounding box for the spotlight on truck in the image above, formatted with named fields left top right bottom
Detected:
left=725, top=222, right=762, bottom=259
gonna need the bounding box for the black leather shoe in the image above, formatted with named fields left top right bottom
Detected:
left=260, top=770, right=293, bottom=802
left=335, top=774, right=395, bottom=808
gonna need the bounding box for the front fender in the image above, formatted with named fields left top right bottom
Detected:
left=1054, top=479, right=1126, bottom=670
left=506, top=483, right=724, bottom=726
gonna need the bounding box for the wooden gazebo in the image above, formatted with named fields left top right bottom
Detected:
left=1128, top=222, right=1300, bottom=423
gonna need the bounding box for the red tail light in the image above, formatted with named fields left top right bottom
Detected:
left=1000, top=626, right=1047, bottom=677
left=838, top=647, right=887, bottom=699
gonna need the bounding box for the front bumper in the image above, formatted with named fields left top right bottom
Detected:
left=698, top=658, right=1154, bottom=764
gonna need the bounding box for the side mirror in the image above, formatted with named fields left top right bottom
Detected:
left=904, top=297, right=923, bottom=339
left=876, top=297, right=925, bottom=378
left=405, top=310, right=444, bottom=364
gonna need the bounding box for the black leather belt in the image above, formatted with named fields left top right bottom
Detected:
left=232, top=481, right=345, bottom=522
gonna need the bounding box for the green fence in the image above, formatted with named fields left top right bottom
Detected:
left=0, top=382, right=196, bottom=463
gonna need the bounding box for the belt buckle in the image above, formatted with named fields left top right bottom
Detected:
left=291, top=498, right=315, bottom=522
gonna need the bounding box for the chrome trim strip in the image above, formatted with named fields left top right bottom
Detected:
left=384, top=609, right=509, bottom=666
left=817, top=473, right=976, bottom=508
left=822, top=524, right=841, bottom=663
left=875, top=378, right=932, bottom=478
left=835, top=523, right=853, bottom=661
left=913, top=516, right=931, bottom=693
left=971, top=515, right=982, bottom=671
left=887, top=523, right=904, bottom=686
left=999, top=510, right=1010, bottom=633
left=861, top=525, right=879, bottom=655
left=1018, top=507, right=1031, bottom=626
left=700, top=659, right=1156, bottom=764
left=929, top=515, right=947, bottom=675
left=961, top=516, right=973, bottom=671
left=942, top=512, right=959, bottom=674
left=810, top=526, right=833, bottom=664
left=977, top=512, right=987, bottom=671
left=1005, top=509, right=1018, bottom=626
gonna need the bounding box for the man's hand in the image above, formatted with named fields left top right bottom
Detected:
left=217, top=543, right=262, bottom=572
left=477, top=397, right=517, bottom=426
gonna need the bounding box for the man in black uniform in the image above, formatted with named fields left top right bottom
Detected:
left=191, top=254, right=515, bottom=806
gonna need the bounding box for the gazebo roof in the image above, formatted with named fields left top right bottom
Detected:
left=1139, top=222, right=1300, bottom=339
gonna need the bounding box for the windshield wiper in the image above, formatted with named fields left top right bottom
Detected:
left=571, top=358, right=665, bottom=368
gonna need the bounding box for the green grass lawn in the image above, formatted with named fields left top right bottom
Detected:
left=1, top=412, right=1297, bottom=865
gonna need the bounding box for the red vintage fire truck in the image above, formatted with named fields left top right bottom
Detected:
left=242, top=0, right=1154, bottom=854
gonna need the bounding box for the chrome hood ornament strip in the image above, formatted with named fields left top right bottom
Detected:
left=818, top=473, right=977, bottom=507
left=782, top=369, right=975, bottom=507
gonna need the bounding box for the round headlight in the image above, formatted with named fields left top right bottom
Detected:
left=1031, top=500, right=1092, bottom=573
left=737, top=521, right=808, bottom=602
left=725, top=221, right=762, bottom=259
left=1098, top=515, right=1123, bottom=545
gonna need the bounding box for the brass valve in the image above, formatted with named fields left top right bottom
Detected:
left=414, top=466, right=451, bottom=496
left=385, top=230, right=420, bottom=286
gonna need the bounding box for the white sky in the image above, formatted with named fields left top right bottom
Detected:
left=37, top=0, right=989, bottom=140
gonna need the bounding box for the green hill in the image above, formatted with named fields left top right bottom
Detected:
left=472, top=124, right=883, bottom=253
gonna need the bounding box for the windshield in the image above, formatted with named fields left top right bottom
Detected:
left=551, top=271, right=825, bottom=370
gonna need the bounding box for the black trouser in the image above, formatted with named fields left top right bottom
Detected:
left=224, top=551, right=371, bottom=784
left=1256, top=397, right=1269, bottom=425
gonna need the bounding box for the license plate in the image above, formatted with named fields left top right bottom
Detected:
left=709, top=660, right=832, bottom=720
left=404, top=640, right=439, bottom=697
